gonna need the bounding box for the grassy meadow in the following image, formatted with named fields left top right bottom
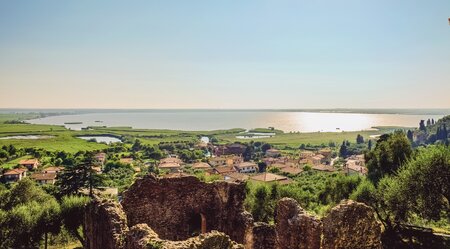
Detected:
left=0, top=113, right=408, bottom=154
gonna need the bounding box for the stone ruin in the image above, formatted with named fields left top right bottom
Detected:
left=84, top=175, right=382, bottom=249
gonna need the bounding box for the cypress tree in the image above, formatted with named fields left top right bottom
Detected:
left=419, top=120, right=426, bottom=131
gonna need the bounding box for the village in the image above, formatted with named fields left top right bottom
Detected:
left=0, top=138, right=367, bottom=193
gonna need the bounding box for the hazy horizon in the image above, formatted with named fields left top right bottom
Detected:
left=1, top=1, right=450, bottom=109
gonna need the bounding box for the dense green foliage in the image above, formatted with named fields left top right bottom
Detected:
left=365, top=131, right=412, bottom=184
left=0, top=179, right=89, bottom=248
left=379, top=146, right=450, bottom=223
left=245, top=172, right=362, bottom=222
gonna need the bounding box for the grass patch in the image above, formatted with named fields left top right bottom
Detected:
left=216, top=127, right=408, bottom=147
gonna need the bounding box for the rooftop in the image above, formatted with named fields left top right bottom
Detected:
left=30, top=172, right=56, bottom=181
left=3, top=168, right=27, bottom=175
left=250, top=172, right=289, bottom=183
left=19, top=159, right=38, bottom=165
left=192, top=162, right=211, bottom=169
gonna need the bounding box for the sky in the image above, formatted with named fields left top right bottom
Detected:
left=0, top=0, right=449, bottom=109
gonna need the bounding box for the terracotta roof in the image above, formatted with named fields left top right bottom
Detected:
left=346, top=161, right=368, bottom=174
left=235, top=162, right=257, bottom=169
left=30, top=172, right=56, bottom=181
left=224, top=172, right=249, bottom=181
left=279, top=167, right=303, bottom=175
left=214, top=166, right=236, bottom=174
left=312, top=164, right=336, bottom=172
left=19, top=159, right=38, bottom=165
left=160, top=157, right=183, bottom=164
left=250, top=173, right=291, bottom=183
left=312, top=154, right=325, bottom=160
left=3, top=168, right=27, bottom=175
left=209, top=157, right=227, bottom=162
left=159, top=162, right=182, bottom=169
left=192, top=162, right=211, bottom=169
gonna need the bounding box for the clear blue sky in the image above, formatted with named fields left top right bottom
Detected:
left=0, top=0, right=449, bottom=109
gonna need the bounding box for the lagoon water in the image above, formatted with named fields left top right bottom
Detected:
left=27, top=111, right=445, bottom=133
left=77, top=136, right=122, bottom=144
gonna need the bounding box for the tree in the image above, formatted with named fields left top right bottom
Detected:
left=251, top=186, right=273, bottom=223
left=60, top=195, right=90, bottom=247
left=57, top=152, right=103, bottom=196
left=261, top=143, right=272, bottom=153
left=381, top=146, right=450, bottom=222
left=0, top=149, right=8, bottom=159
left=339, top=141, right=348, bottom=158
left=419, top=120, right=426, bottom=131
left=0, top=179, right=62, bottom=248
left=356, top=134, right=364, bottom=144
left=366, top=131, right=412, bottom=184
left=131, top=139, right=143, bottom=152
left=406, top=130, right=413, bottom=142
left=368, top=140, right=373, bottom=151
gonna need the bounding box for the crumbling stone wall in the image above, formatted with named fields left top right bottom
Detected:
left=84, top=175, right=382, bottom=249
left=121, top=175, right=251, bottom=243
left=248, top=222, right=277, bottom=249
left=84, top=198, right=128, bottom=249
left=321, top=200, right=382, bottom=249
left=274, top=198, right=381, bottom=249
left=275, top=198, right=322, bottom=249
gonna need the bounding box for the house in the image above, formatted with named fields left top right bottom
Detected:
left=345, top=161, right=368, bottom=176
left=19, top=159, right=39, bottom=170
left=160, top=157, right=183, bottom=165
left=250, top=173, right=292, bottom=185
left=234, top=162, right=258, bottom=174
left=43, top=166, right=64, bottom=174
left=120, top=157, right=134, bottom=165
left=215, top=143, right=247, bottom=156
left=30, top=172, right=57, bottom=185
left=209, top=156, right=242, bottom=167
left=226, top=143, right=247, bottom=155
left=265, top=148, right=281, bottom=157
left=278, top=166, right=303, bottom=176
left=345, top=154, right=367, bottom=176
left=95, top=152, right=107, bottom=165
left=223, top=172, right=249, bottom=182
left=3, top=168, right=27, bottom=182
left=192, top=162, right=212, bottom=170
left=158, top=157, right=184, bottom=172
left=209, top=157, right=228, bottom=167
left=299, top=151, right=315, bottom=159
left=228, top=155, right=244, bottom=165
left=318, top=149, right=332, bottom=162
left=158, top=162, right=182, bottom=172
left=210, top=166, right=236, bottom=175
left=312, top=164, right=336, bottom=172
left=308, top=155, right=325, bottom=166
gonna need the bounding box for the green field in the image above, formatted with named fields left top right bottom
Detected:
left=216, top=126, right=411, bottom=147
left=0, top=113, right=409, bottom=153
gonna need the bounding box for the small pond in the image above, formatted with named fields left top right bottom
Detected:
left=0, top=135, right=55, bottom=140
left=77, top=136, right=122, bottom=144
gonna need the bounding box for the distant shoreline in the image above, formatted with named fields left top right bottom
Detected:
left=1, top=108, right=449, bottom=116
